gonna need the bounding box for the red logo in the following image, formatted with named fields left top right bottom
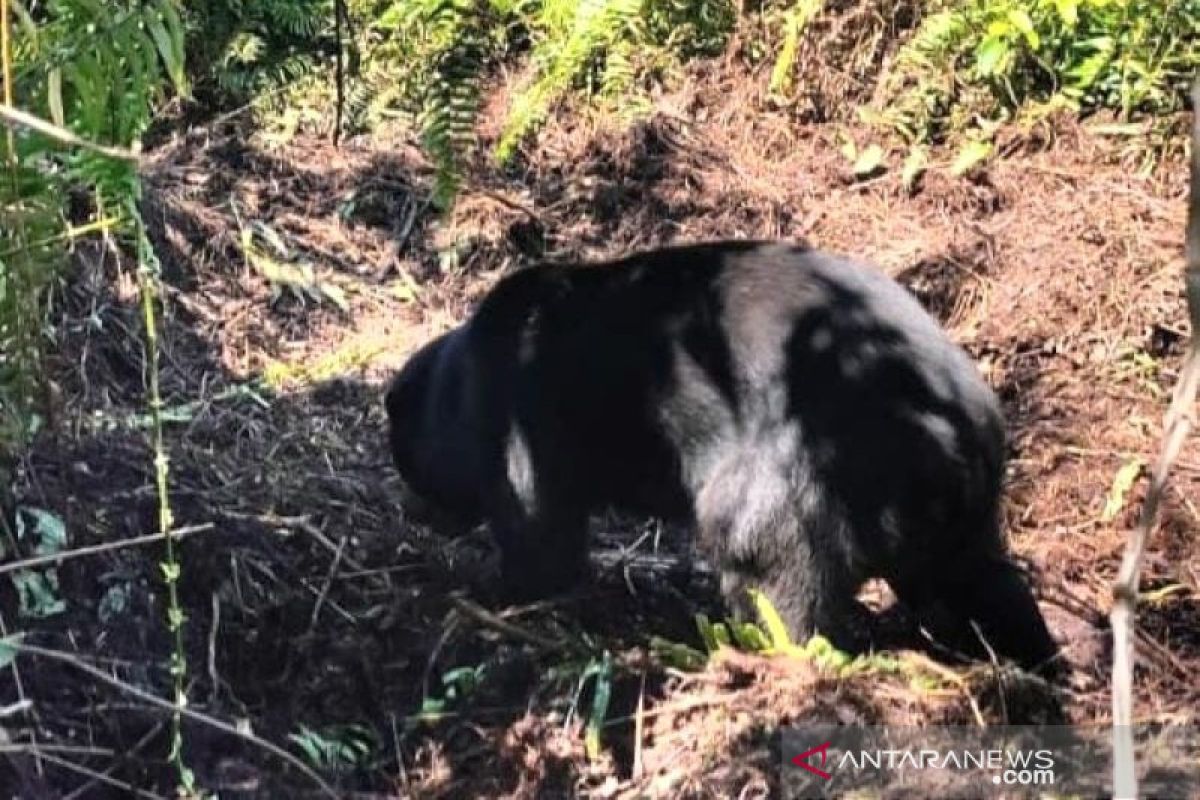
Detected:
left=792, top=741, right=833, bottom=780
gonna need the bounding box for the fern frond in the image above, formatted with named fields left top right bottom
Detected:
left=769, top=0, right=824, bottom=97
left=413, top=0, right=491, bottom=208
left=496, top=0, right=642, bottom=164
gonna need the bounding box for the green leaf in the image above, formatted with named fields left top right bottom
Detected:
left=730, top=621, right=772, bottom=651
left=1102, top=459, right=1144, bottom=522
left=649, top=636, right=707, bottom=671
left=974, top=35, right=1010, bottom=77
left=804, top=634, right=854, bottom=671
left=13, top=571, right=66, bottom=618
left=146, top=13, right=182, bottom=94
left=769, top=0, right=824, bottom=95
left=18, top=507, right=66, bottom=556
left=1052, top=0, right=1079, bottom=26
left=696, top=613, right=721, bottom=652
left=289, top=726, right=326, bottom=767
left=419, top=696, right=447, bottom=716
left=584, top=652, right=613, bottom=761
left=318, top=282, right=350, bottom=313
left=749, top=588, right=794, bottom=650
left=1005, top=8, right=1039, bottom=48
left=0, top=634, right=22, bottom=669
left=48, top=69, right=65, bottom=128
left=950, top=140, right=993, bottom=176
left=852, top=144, right=886, bottom=178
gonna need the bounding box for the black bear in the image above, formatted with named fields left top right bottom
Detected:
left=385, top=240, right=1060, bottom=675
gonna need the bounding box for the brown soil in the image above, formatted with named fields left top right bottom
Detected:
left=1, top=53, right=1197, bottom=799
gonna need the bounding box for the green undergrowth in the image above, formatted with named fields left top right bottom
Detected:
left=204, top=1, right=1198, bottom=208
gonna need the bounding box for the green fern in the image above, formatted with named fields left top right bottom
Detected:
left=496, top=0, right=642, bottom=164
left=404, top=0, right=494, bottom=208
left=878, top=0, right=1200, bottom=147
left=336, top=0, right=735, bottom=208
left=2, top=0, right=186, bottom=445
left=768, top=0, right=824, bottom=97
left=191, top=0, right=329, bottom=99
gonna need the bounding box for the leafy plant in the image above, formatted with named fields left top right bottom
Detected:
left=768, top=0, right=824, bottom=97
left=235, top=218, right=350, bottom=312
left=187, top=0, right=329, bottom=98
left=289, top=723, right=376, bottom=771
left=9, top=507, right=68, bottom=618
left=878, top=0, right=1200, bottom=147
left=337, top=0, right=737, bottom=208
left=676, top=589, right=902, bottom=677
left=578, top=651, right=612, bottom=761
left=495, top=0, right=642, bottom=163
left=2, top=1, right=192, bottom=791
left=1, top=0, right=186, bottom=443
left=415, top=662, right=489, bottom=722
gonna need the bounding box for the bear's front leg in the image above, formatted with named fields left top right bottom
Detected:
left=489, top=488, right=590, bottom=603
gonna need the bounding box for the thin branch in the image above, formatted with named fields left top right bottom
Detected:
left=61, top=708, right=172, bottom=800
left=333, top=0, right=346, bottom=147
left=0, top=105, right=140, bottom=162
left=9, top=642, right=339, bottom=798
left=0, top=523, right=215, bottom=577
left=1110, top=78, right=1200, bottom=800
left=0, top=217, right=123, bottom=260
left=2, top=0, right=15, bottom=162
left=307, top=535, right=347, bottom=633
left=0, top=610, right=41, bottom=777
left=449, top=595, right=570, bottom=651
left=25, top=749, right=167, bottom=800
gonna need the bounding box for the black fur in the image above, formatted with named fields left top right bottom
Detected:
left=385, top=240, right=1060, bottom=674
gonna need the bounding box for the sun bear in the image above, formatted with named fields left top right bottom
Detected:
left=385, top=240, right=1060, bottom=675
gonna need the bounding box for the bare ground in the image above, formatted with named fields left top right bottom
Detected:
left=1, top=55, right=1198, bottom=799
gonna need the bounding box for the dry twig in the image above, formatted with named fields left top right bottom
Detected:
left=9, top=642, right=339, bottom=798
left=0, top=105, right=139, bottom=162
left=0, top=523, right=215, bottom=576
left=1110, top=80, right=1200, bottom=800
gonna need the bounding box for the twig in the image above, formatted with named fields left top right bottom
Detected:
left=308, top=535, right=347, bottom=633
left=61, top=707, right=172, bottom=800
left=0, top=744, right=115, bottom=757
left=333, top=0, right=346, bottom=147
left=603, top=692, right=741, bottom=729
left=0, top=611, right=41, bottom=776
left=905, top=652, right=989, bottom=729
left=0, top=216, right=122, bottom=259
left=449, top=595, right=568, bottom=651
left=971, top=620, right=1008, bottom=724
left=9, top=642, right=339, bottom=798
left=2, top=0, right=15, bottom=162
left=29, top=750, right=167, bottom=800
left=225, top=510, right=370, bottom=574
left=1110, top=79, right=1200, bottom=800
left=469, top=185, right=542, bottom=222
left=0, top=105, right=139, bottom=162
left=632, top=670, right=646, bottom=780
left=422, top=611, right=460, bottom=703
left=207, top=592, right=221, bottom=706
left=0, top=523, right=215, bottom=576
left=0, top=699, right=31, bottom=717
